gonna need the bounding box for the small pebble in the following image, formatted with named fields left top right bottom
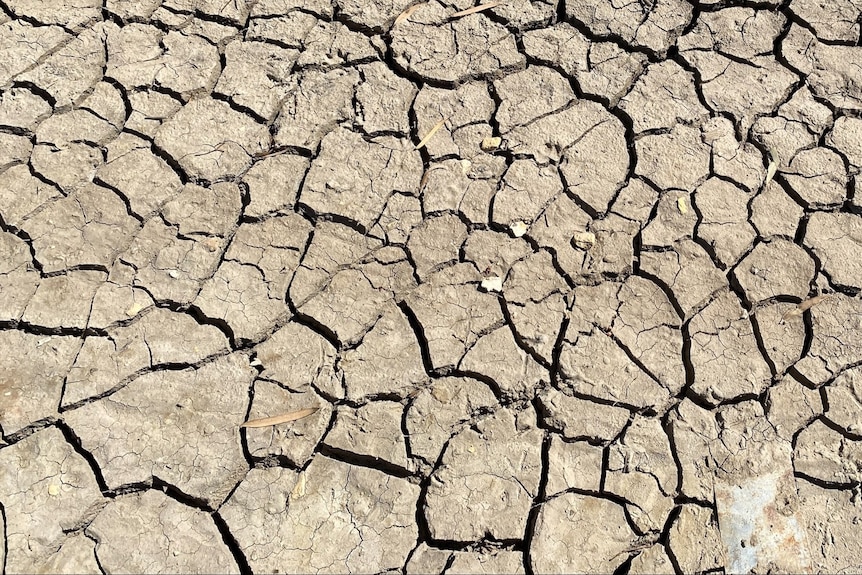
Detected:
left=481, top=276, right=503, bottom=292
left=573, top=232, right=596, bottom=250
left=481, top=136, right=502, bottom=151
left=510, top=221, right=528, bottom=237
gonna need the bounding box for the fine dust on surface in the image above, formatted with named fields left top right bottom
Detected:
left=0, top=0, right=861, bottom=573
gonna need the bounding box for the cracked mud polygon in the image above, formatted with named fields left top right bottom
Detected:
left=1, top=0, right=861, bottom=573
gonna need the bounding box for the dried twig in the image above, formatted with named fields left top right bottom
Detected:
left=240, top=407, right=319, bottom=428
left=415, top=117, right=447, bottom=149
left=419, top=163, right=448, bottom=191
left=394, top=2, right=427, bottom=26
left=608, top=535, right=661, bottom=561
left=451, top=1, right=500, bottom=17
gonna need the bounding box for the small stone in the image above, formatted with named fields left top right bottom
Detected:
left=125, top=302, right=145, bottom=317
left=47, top=484, right=60, bottom=496
left=573, top=231, right=596, bottom=250
left=677, top=196, right=688, bottom=214
left=481, top=136, right=502, bottom=151
left=510, top=221, right=528, bottom=237
left=481, top=276, right=503, bottom=292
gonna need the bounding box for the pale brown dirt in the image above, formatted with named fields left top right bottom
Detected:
left=1, top=0, right=862, bottom=573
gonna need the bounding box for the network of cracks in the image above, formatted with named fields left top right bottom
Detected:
left=1, top=0, right=862, bottom=572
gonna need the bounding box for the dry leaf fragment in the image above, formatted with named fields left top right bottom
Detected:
left=480, top=276, right=503, bottom=292
left=394, top=2, right=427, bottom=25
left=677, top=197, right=688, bottom=215
left=241, top=407, right=319, bottom=428
left=452, top=1, right=500, bottom=17
left=797, top=294, right=832, bottom=312
left=780, top=294, right=832, bottom=323
left=290, top=473, right=307, bottom=499
left=416, top=117, right=448, bottom=150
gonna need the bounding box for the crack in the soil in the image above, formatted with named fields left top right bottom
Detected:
left=2, top=1, right=862, bottom=572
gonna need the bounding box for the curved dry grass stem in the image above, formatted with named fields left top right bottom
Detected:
left=240, top=407, right=320, bottom=428
left=394, top=2, right=428, bottom=25
left=451, top=1, right=501, bottom=17
left=415, top=117, right=448, bottom=149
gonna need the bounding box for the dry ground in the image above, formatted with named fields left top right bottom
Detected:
left=1, top=0, right=862, bottom=573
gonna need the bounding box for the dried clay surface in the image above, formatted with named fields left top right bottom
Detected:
left=1, top=0, right=862, bottom=573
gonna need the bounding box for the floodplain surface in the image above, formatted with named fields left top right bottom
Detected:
left=1, top=0, right=862, bottom=572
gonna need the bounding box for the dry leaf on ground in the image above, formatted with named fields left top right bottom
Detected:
left=780, top=294, right=832, bottom=323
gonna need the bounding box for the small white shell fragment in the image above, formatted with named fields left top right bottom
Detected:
left=573, top=231, right=596, bottom=250
left=481, top=136, right=502, bottom=151
left=168, top=269, right=179, bottom=279
left=249, top=358, right=262, bottom=367
left=459, top=159, right=472, bottom=174
left=510, top=221, right=528, bottom=237
left=677, top=196, right=688, bottom=214
left=480, top=276, right=503, bottom=292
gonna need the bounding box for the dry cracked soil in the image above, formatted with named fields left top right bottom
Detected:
left=1, top=0, right=862, bottom=573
